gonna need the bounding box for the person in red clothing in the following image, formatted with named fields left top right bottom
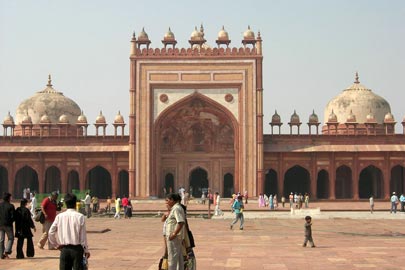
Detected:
left=121, top=195, right=129, bottom=219
left=37, top=191, right=58, bottom=250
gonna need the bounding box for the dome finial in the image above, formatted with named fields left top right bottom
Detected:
left=47, top=74, right=52, bottom=87
left=354, top=72, right=360, bottom=84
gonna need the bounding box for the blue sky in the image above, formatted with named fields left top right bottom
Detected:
left=1, top=0, right=404, bottom=134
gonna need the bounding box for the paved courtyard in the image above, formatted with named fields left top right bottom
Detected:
left=2, top=200, right=405, bottom=270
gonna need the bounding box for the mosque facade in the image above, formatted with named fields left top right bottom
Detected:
left=1, top=26, right=405, bottom=200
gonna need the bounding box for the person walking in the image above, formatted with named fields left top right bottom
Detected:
left=303, top=215, right=316, bottom=248
left=289, top=192, right=294, bottom=208
left=106, top=196, right=112, bottom=213
left=0, top=192, right=15, bottom=259
left=37, top=191, right=58, bottom=250
left=126, top=197, right=133, bottom=218
left=243, top=190, right=248, bottom=204
left=30, top=192, right=37, bottom=217
left=269, top=194, right=274, bottom=210
left=390, top=192, right=399, bottom=214
left=273, top=194, right=278, bottom=210
left=258, top=193, right=265, bottom=207
left=91, top=196, right=99, bottom=213
left=15, top=198, right=36, bottom=259
left=48, top=193, right=90, bottom=270
left=122, top=195, right=129, bottom=218
left=369, top=196, right=374, bottom=213
left=81, top=192, right=91, bottom=218
left=230, top=195, right=244, bottom=230
left=165, top=193, right=185, bottom=270
left=214, top=192, right=223, bottom=216
left=400, top=193, right=405, bottom=212
left=281, top=196, right=286, bottom=208
left=114, top=196, right=121, bottom=219
left=304, top=193, right=310, bottom=208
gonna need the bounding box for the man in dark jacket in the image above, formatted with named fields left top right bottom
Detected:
left=0, top=192, right=15, bottom=259
left=15, top=198, right=36, bottom=259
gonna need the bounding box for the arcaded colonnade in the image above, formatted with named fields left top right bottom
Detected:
left=0, top=136, right=129, bottom=199
left=264, top=135, right=405, bottom=200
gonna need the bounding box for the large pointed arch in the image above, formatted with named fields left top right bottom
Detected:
left=264, top=169, right=278, bottom=196
left=14, top=166, right=39, bottom=199
left=189, top=167, right=209, bottom=198
left=359, top=165, right=384, bottom=199
left=44, top=166, right=61, bottom=193
left=153, top=91, right=239, bottom=196
left=85, top=166, right=112, bottom=199
left=336, top=165, right=352, bottom=199
left=67, top=170, right=80, bottom=193
left=154, top=92, right=239, bottom=154
left=283, top=165, right=310, bottom=197
left=223, top=173, right=234, bottom=198
left=390, top=165, right=405, bottom=194
left=164, top=173, right=174, bottom=195
left=118, top=170, right=129, bottom=198
left=0, top=165, right=8, bottom=196
left=316, top=169, right=329, bottom=199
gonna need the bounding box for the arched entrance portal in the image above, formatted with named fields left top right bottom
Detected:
left=118, top=170, right=129, bottom=197
left=283, top=165, right=310, bottom=197
left=316, top=170, right=329, bottom=199
left=189, top=168, right=208, bottom=198
left=14, top=166, right=39, bottom=199
left=223, top=173, right=234, bottom=198
left=155, top=94, right=236, bottom=198
left=390, top=165, right=405, bottom=194
left=67, top=170, right=80, bottom=193
left=44, top=166, right=61, bottom=194
left=264, top=169, right=278, bottom=196
left=164, top=173, right=174, bottom=196
left=0, top=166, right=8, bottom=196
left=359, top=165, right=383, bottom=198
left=86, top=166, right=112, bottom=199
left=336, top=165, right=352, bottom=199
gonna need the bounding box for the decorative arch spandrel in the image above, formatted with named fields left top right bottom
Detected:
left=155, top=92, right=238, bottom=154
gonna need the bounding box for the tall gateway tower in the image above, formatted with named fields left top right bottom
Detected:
left=129, top=26, right=263, bottom=198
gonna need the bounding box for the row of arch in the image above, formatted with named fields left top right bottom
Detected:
left=0, top=165, right=129, bottom=199
left=264, top=165, right=405, bottom=199
left=163, top=165, right=405, bottom=199
left=164, top=168, right=235, bottom=198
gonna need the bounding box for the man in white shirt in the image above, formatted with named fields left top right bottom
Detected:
left=390, top=192, right=399, bottom=214
left=81, top=192, right=91, bottom=218
left=30, top=192, right=37, bottom=217
left=49, top=193, right=90, bottom=270
left=165, top=193, right=185, bottom=270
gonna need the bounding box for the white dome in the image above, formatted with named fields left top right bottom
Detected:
left=16, top=76, right=81, bottom=125
left=324, top=74, right=391, bottom=125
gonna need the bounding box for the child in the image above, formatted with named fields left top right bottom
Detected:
left=303, top=215, right=315, bottom=248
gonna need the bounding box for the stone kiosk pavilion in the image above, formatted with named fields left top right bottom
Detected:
left=0, top=26, right=405, bottom=200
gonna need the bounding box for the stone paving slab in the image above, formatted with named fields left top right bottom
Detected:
left=2, top=201, right=405, bottom=270
left=2, top=217, right=405, bottom=269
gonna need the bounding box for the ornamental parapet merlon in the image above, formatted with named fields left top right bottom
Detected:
left=131, top=47, right=260, bottom=58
